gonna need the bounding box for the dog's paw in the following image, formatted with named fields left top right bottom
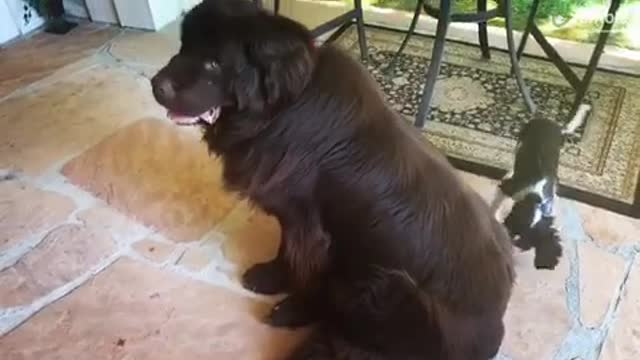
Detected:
left=267, top=294, right=317, bottom=328
left=242, top=260, right=289, bottom=295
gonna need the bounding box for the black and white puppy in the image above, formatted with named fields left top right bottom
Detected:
left=491, top=104, right=591, bottom=269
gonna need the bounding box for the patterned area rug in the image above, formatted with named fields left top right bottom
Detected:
left=335, top=26, right=640, bottom=217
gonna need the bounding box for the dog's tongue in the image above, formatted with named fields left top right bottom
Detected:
left=167, top=107, right=220, bottom=126
left=167, top=112, right=200, bottom=125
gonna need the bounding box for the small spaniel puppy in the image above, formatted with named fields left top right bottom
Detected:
left=491, top=104, right=591, bottom=269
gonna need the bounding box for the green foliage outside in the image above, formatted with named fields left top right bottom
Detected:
left=371, top=0, right=588, bottom=23
left=349, top=0, right=640, bottom=49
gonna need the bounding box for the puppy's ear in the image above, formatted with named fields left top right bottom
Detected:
left=244, top=17, right=315, bottom=109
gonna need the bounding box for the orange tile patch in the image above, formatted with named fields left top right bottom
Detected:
left=62, top=118, right=239, bottom=242
left=219, top=201, right=281, bottom=271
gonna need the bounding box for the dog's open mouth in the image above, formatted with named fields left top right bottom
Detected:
left=167, top=106, right=221, bottom=126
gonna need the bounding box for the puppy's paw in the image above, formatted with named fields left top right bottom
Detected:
left=533, top=230, right=563, bottom=270
left=242, top=260, right=289, bottom=295
left=514, top=236, right=534, bottom=251
left=267, top=294, right=318, bottom=328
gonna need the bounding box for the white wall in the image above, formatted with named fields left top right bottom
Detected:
left=1, top=0, right=47, bottom=45
left=115, top=0, right=192, bottom=31
left=63, top=0, right=89, bottom=19
left=5, top=0, right=46, bottom=35
left=182, top=0, right=201, bottom=12
left=86, top=0, right=119, bottom=24
left=148, top=0, right=182, bottom=30
left=0, top=0, right=20, bottom=44
left=1, top=0, right=201, bottom=45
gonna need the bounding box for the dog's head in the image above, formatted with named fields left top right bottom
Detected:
left=151, top=0, right=315, bottom=126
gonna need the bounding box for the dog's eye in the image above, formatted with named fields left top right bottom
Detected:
left=204, top=60, right=219, bottom=71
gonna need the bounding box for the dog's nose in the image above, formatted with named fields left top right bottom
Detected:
left=151, top=76, right=176, bottom=103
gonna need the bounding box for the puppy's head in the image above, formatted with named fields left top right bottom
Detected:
left=151, top=0, right=315, bottom=126
left=504, top=193, right=541, bottom=239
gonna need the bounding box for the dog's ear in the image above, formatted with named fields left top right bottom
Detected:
left=240, top=16, right=315, bottom=111
left=232, top=61, right=267, bottom=113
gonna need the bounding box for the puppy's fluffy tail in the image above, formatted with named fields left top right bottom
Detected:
left=562, top=104, right=591, bottom=135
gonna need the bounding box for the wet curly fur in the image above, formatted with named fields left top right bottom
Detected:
left=151, top=1, right=515, bottom=358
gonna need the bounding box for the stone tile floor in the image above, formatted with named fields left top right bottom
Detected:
left=0, top=22, right=639, bottom=360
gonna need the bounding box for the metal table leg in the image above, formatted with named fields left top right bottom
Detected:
left=518, top=0, right=623, bottom=114
left=309, top=0, right=368, bottom=61
left=512, top=0, right=540, bottom=75
left=385, top=0, right=426, bottom=73
left=504, top=0, right=536, bottom=112
left=415, top=0, right=452, bottom=128
left=478, top=0, right=491, bottom=59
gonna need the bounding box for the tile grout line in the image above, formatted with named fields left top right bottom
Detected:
left=591, top=253, right=637, bottom=359
left=0, top=252, right=123, bottom=336
left=1, top=158, right=273, bottom=335
left=0, top=29, right=156, bottom=107
left=0, top=61, right=102, bottom=104
left=553, top=201, right=604, bottom=360
left=552, top=200, right=639, bottom=360
left=0, top=28, right=123, bottom=104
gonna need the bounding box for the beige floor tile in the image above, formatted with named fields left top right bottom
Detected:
left=0, top=23, right=119, bottom=99
left=0, top=65, right=162, bottom=175
left=0, top=259, right=307, bottom=360
left=574, top=201, right=640, bottom=247
left=0, top=223, right=115, bottom=308
left=601, top=261, right=640, bottom=360
left=132, top=238, right=176, bottom=263
left=578, top=242, right=626, bottom=328
left=502, top=250, right=571, bottom=360
left=0, top=179, right=75, bottom=254
left=109, top=29, right=179, bottom=68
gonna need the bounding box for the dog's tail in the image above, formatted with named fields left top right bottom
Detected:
left=561, top=104, right=591, bottom=135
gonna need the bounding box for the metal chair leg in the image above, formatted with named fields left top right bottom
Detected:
left=515, top=0, right=540, bottom=62
left=415, top=0, right=452, bottom=129
left=353, top=0, right=369, bottom=61
left=385, top=0, right=425, bottom=73
left=510, top=0, right=539, bottom=75
left=571, top=0, right=622, bottom=112
left=503, top=0, right=536, bottom=113
left=478, top=0, right=491, bottom=59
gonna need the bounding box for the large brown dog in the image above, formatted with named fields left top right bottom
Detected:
left=151, top=1, right=515, bottom=358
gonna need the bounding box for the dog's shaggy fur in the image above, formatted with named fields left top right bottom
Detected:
left=151, top=1, right=515, bottom=358
left=491, top=105, right=590, bottom=270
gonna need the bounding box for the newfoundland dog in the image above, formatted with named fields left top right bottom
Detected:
left=151, top=0, right=514, bottom=358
